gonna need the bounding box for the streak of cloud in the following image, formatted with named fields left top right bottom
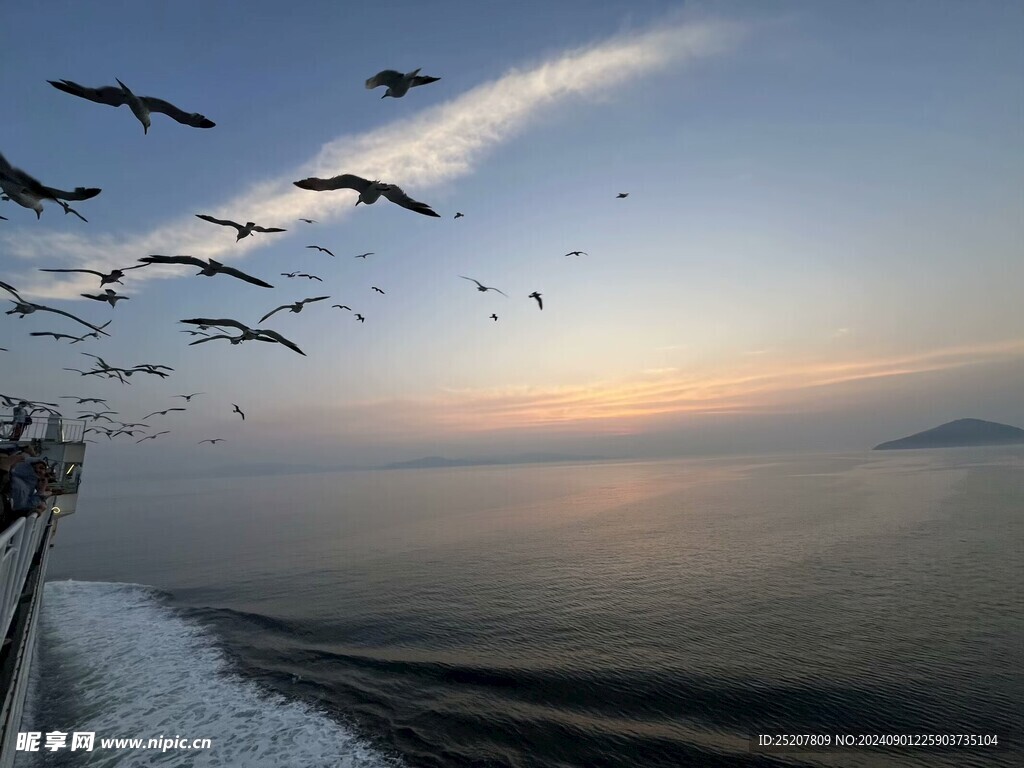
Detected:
left=293, top=338, right=1024, bottom=438
left=3, top=19, right=744, bottom=300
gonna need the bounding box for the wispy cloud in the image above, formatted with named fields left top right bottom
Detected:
left=3, top=18, right=743, bottom=300
left=293, top=339, right=1024, bottom=438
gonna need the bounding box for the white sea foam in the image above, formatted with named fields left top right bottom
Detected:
left=21, top=580, right=399, bottom=767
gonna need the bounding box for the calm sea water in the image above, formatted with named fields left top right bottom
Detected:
left=21, top=449, right=1024, bottom=767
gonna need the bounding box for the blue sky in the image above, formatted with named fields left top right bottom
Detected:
left=2, top=1, right=1022, bottom=472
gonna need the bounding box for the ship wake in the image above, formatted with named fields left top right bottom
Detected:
left=20, top=580, right=400, bottom=767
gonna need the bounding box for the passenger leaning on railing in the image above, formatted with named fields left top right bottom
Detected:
left=10, top=401, right=32, bottom=441
left=7, top=458, right=53, bottom=519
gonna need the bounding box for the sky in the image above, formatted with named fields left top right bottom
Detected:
left=1, top=0, right=1022, bottom=475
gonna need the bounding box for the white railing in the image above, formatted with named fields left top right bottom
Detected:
left=0, top=412, right=85, bottom=444
left=0, top=511, right=51, bottom=645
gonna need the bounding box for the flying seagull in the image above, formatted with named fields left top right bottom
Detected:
left=232, top=404, right=245, bottom=421
left=142, top=408, right=187, bottom=420
left=180, top=318, right=306, bottom=356
left=0, top=151, right=101, bottom=219
left=354, top=252, right=374, bottom=259
left=459, top=276, right=508, bottom=297
left=490, top=314, right=498, bottom=321
left=48, top=78, right=215, bottom=133
left=81, top=289, right=129, bottom=307
left=332, top=304, right=351, bottom=310
left=354, top=314, right=365, bottom=323
left=297, top=273, right=323, bottom=282
left=60, top=396, right=109, bottom=405
left=365, top=68, right=440, bottom=98
left=259, top=296, right=330, bottom=323
left=138, top=255, right=273, bottom=287
left=3, top=284, right=111, bottom=336
left=454, top=212, right=464, bottom=219
left=616, top=192, right=629, bottom=198
left=198, top=438, right=225, bottom=444
left=195, top=214, right=286, bottom=241
left=174, top=392, right=204, bottom=401
left=529, top=291, right=543, bottom=310
left=293, top=174, right=439, bottom=217
left=371, top=286, right=385, bottom=294
left=564, top=251, right=587, bottom=257
left=298, top=218, right=316, bottom=224
left=39, top=264, right=148, bottom=286
left=180, top=329, right=211, bottom=337
left=306, top=245, right=335, bottom=257
left=136, top=430, right=171, bottom=443
left=30, top=331, right=83, bottom=342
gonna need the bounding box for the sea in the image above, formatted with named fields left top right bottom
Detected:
left=19, top=449, right=1024, bottom=767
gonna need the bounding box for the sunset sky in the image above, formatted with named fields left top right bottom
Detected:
left=2, top=0, right=1022, bottom=474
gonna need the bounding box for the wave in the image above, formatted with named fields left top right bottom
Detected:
left=23, top=580, right=401, bottom=767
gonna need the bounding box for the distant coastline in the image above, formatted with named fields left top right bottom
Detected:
left=874, top=418, right=1024, bottom=450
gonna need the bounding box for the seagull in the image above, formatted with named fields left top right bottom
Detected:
left=60, top=396, right=109, bottom=405
left=81, top=289, right=130, bottom=307
left=354, top=252, right=374, bottom=259
left=490, top=314, right=498, bottom=321
left=332, top=304, right=351, bottom=310
left=259, top=296, right=330, bottom=323
left=306, top=245, right=335, bottom=257
left=365, top=68, right=440, bottom=98
left=39, top=264, right=148, bottom=286
left=564, top=251, right=587, bottom=257
left=293, top=174, right=439, bottom=217
left=529, top=291, right=543, bottom=310
left=459, top=276, right=508, bottom=297
left=195, top=214, right=286, bottom=241
left=136, top=430, right=170, bottom=443
left=454, top=212, right=464, bottom=219
left=181, top=318, right=306, bottom=355
left=180, top=329, right=211, bottom=337
left=138, top=255, right=273, bottom=287
left=30, top=331, right=82, bottom=342
left=298, top=218, right=317, bottom=224
left=198, top=438, right=225, bottom=444
left=48, top=78, right=215, bottom=133
left=232, top=404, right=245, bottom=421
left=3, top=287, right=111, bottom=336
left=174, top=392, right=204, bottom=401
left=142, top=408, right=187, bottom=420
left=371, top=286, right=385, bottom=294
left=616, top=192, right=629, bottom=198
left=354, top=314, right=365, bottom=323
left=297, top=273, right=323, bottom=282
left=0, top=151, right=101, bottom=219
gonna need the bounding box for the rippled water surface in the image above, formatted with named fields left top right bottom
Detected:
left=26, top=450, right=1024, bottom=766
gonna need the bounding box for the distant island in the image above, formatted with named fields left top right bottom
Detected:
left=874, top=418, right=1024, bottom=450
left=380, top=452, right=610, bottom=470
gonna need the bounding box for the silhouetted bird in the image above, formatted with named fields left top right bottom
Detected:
left=81, top=289, right=129, bottom=307
left=365, top=68, right=440, bottom=98
left=564, top=251, right=587, bottom=257
left=195, top=214, right=286, bottom=241
left=259, top=296, right=330, bottom=323
left=354, top=252, right=374, bottom=259
left=490, top=314, right=498, bottom=321
left=616, top=192, right=629, bottom=198
left=0, top=151, right=101, bottom=219
left=174, top=393, right=204, bottom=401
left=354, top=314, right=365, bottom=323
left=298, top=218, right=316, bottom=224
left=459, top=276, right=508, bottom=297
left=332, top=304, right=351, bottom=310
left=371, top=286, right=385, bottom=294
left=232, top=404, right=245, bottom=421
left=199, top=439, right=225, bottom=444
left=306, top=245, right=335, bottom=257
left=454, top=212, right=464, bottom=219
left=529, top=291, right=543, bottom=310
left=293, top=174, right=439, bottom=217
left=39, top=264, right=148, bottom=286
left=139, top=255, right=273, bottom=287
left=48, top=78, right=215, bottom=133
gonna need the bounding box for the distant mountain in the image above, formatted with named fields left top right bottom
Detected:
left=380, top=452, right=610, bottom=470
left=874, top=418, right=1024, bottom=450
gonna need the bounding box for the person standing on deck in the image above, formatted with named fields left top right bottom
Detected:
left=10, top=402, right=30, bottom=441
